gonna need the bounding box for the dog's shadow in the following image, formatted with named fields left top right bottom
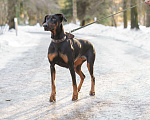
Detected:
left=30, top=94, right=93, bottom=119
left=3, top=89, right=96, bottom=120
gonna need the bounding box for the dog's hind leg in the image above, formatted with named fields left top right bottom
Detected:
left=87, top=62, right=95, bottom=96
left=86, top=50, right=95, bottom=96
left=75, top=57, right=86, bottom=92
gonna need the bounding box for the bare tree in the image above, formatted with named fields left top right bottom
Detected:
left=8, top=0, right=16, bottom=29
left=73, top=0, right=77, bottom=24
left=123, top=0, right=128, bottom=28
left=146, top=3, right=150, bottom=27
left=130, top=0, right=139, bottom=29
left=77, top=0, right=89, bottom=26
left=0, top=0, right=8, bottom=26
left=25, top=0, right=60, bottom=25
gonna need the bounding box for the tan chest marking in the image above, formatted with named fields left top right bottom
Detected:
left=48, top=53, right=58, bottom=62
left=59, top=53, right=68, bottom=63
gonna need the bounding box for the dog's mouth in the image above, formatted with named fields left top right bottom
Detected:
left=43, top=23, right=55, bottom=31
left=44, top=27, right=54, bottom=31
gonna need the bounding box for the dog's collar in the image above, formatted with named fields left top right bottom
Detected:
left=52, top=36, right=66, bottom=43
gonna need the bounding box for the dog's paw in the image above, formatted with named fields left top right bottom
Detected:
left=50, top=94, right=56, bottom=102
left=89, top=91, right=95, bottom=96
left=72, top=94, right=78, bottom=101
left=77, top=87, right=81, bottom=92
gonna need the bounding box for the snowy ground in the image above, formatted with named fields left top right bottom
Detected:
left=1, top=23, right=150, bottom=119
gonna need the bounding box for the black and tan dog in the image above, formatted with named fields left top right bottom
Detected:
left=43, top=13, right=95, bottom=102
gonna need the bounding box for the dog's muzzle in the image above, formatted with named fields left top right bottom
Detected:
left=43, top=23, right=48, bottom=28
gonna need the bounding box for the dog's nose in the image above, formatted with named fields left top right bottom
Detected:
left=43, top=23, right=48, bottom=27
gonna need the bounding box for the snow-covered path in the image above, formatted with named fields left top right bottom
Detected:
left=1, top=25, right=150, bottom=119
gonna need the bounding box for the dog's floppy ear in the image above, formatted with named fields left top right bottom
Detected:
left=56, top=13, right=67, bottom=22
left=42, top=15, right=49, bottom=24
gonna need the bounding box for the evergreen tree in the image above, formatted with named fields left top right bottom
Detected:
left=60, top=0, right=73, bottom=22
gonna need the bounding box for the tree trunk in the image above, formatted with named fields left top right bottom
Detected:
left=0, top=0, right=8, bottom=25
left=134, top=5, right=139, bottom=29
left=146, top=4, right=150, bottom=27
left=130, top=0, right=139, bottom=29
left=0, top=2, right=2, bottom=25
left=139, top=0, right=142, bottom=25
left=123, top=0, right=128, bottom=28
left=37, top=8, right=40, bottom=24
left=111, top=15, right=117, bottom=27
left=73, top=0, right=77, bottom=24
left=8, top=0, right=16, bottom=29
left=81, top=20, right=85, bottom=26
left=77, top=1, right=87, bottom=26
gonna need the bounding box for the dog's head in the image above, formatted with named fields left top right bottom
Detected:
left=42, top=13, right=67, bottom=31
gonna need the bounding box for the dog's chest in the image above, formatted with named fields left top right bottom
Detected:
left=48, top=44, right=70, bottom=67
left=50, top=55, right=69, bottom=68
left=48, top=39, right=81, bottom=67
left=48, top=52, right=68, bottom=64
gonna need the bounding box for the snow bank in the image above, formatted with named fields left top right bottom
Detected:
left=0, top=25, right=43, bottom=69
left=64, top=23, right=80, bottom=32
left=0, top=24, right=9, bottom=35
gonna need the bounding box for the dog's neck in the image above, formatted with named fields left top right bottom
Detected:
left=51, top=23, right=65, bottom=40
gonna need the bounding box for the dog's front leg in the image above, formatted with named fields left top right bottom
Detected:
left=69, top=64, right=78, bottom=101
left=50, top=64, right=56, bottom=102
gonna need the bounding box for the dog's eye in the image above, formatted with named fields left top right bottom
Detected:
left=46, top=17, right=49, bottom=20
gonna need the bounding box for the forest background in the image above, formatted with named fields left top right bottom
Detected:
left=0, top=0, right=150, bottom=30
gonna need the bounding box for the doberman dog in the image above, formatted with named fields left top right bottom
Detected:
left=43, top=13, right=95, bottom=102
